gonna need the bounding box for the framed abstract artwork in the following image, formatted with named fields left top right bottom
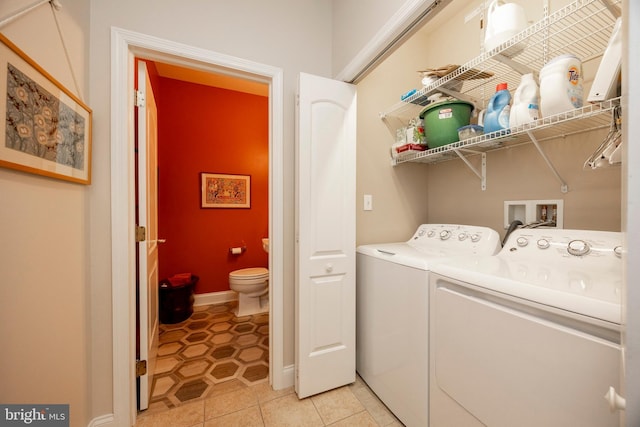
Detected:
left=0, top=34, right=92, bottom=184
left=201, top=172, right=251, bottom=208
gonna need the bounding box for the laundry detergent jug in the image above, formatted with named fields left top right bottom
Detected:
left=484, top=0, right=528, bottom=52
left=483, top=83, right=511, bottom=134
left=540, top=54, right=583, bottom=117
left=510, top=73, right=539, bottom=127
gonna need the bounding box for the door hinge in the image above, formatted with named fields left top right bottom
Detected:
left=136, top=359, right=147, bottom=377
left=135, top=90, right=145, bottom=107
left=136, top=225, right=146, bottom=242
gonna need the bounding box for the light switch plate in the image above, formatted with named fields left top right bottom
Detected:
left=364, top=194, right=373, bottom=211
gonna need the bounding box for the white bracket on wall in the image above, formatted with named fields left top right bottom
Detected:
left=493, top=54, right=538, bottom=80
left=526, top=130, right=568, bottom=193
left=453, top=149, right=486, bottom=191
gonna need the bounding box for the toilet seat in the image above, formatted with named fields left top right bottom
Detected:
left=229, top=267, right=269, bottom=284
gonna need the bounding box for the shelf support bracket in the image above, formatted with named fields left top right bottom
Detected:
left=494, top=54, right=538, bottom=79
left=600, top=0, right=621, bottom=18
left=453, top=149, right=487, bottom=191
left=526, top=131, right=568, bottom=193
left=438, top=87, right=479, bottom=108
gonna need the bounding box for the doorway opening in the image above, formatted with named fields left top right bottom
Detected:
left=140, top=57, right=270, bottom=410
left=111, top=27, right=285, bottom=426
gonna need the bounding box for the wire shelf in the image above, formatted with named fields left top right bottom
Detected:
left=381, top=0, right=621, bottom=126
left=392, top=97, right=620, bottom=166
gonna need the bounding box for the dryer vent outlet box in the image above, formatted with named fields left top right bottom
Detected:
left=504, top=200, right=563, bottom=229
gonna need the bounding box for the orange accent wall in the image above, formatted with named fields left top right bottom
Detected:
left=156, top=77, right=268, bottom=294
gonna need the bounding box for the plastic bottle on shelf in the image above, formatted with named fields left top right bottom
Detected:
left=483, top=82, right=511, bottom=134
left=539, top=54, right=583, bottom=117
left=510, top=73, right=540, bottom=127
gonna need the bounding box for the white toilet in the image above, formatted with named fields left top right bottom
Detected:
left=229, top=267, right=269, bottom=317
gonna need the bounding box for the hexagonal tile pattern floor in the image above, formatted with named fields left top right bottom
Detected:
left=148, top=302, right=269, bottom=411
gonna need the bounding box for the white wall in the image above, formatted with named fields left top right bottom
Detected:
left=331, top=0, right=453, bottom=81
left=88, top=0, right=332, bottom=419
left=0, top=0, right=90, bottom=425
left=332, top=0, right=407, bottom=79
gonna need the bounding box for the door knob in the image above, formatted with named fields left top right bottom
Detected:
left=604, top=386, right=626, bottom=411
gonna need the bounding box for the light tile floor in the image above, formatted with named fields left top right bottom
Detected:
left=137, top=302, right=403, bottom=426
left=136, top=377, right=404, bottom=427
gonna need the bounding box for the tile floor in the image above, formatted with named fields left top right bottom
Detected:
left=148, top=302, right=270, bottom=411
left=137, top=302, right=403, bottom=426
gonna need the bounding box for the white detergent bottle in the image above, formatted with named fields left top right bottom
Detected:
left=510, top=73, right=539, bottom=127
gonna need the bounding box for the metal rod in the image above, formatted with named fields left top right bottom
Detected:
left=0, top=0, right=53, bottom=29
left=526, top=130, right=569, bottom=193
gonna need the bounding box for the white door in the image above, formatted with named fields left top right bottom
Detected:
left=136, top=60, right=160, bottom=411
left=295, top=72, right=357, bottom=398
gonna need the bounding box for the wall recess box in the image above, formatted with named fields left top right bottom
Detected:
left=504, top=200, right=564, bottom=229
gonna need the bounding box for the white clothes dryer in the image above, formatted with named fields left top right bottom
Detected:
left=429, top=228, right=623, bottom=427
left=356, top=224, right=501, bottom=427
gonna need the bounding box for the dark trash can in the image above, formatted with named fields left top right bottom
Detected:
left=159, top=275, right=199, bottom=324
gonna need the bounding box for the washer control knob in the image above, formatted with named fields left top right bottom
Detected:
left=614, top=246, right=622, bottom=258
left=516, top=236, right=529, bottom=247
left=458, top=232, right=468, bottom=241
left=567, top=240, right=591, bottom=256
left=439, top=230, right=451, bottom=240
left=470, top=234, right=481, bottom=242
left=418, top=229, right=426, bottom=237
left=427, top=230, right=435, bottom=238
left=537, top=238, right=550, bottom=249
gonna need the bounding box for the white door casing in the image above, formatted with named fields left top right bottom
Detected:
left=295, top=72, right=357, bottom=398
left=111, top=27, right=285, bottom=426
left=136, top=60, right=160, bottom=411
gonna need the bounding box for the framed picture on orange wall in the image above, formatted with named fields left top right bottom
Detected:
left=200, top=172, right=251, bottom=208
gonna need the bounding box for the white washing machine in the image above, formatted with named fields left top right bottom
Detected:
left=356, top=224, right=501, bottom=427
left=429, top=228, right=623, bottom=427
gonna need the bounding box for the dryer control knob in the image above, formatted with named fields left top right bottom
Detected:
left=516, top=236, right=529, bottom=247
left=427, top=230, right=435, bottom=238
left=470, top=234, right=481, bottom=242
left=614, top=246, right=623, bottom=258
left=440, top=230, right=451, bottom=240
left=537, top=238, right=550, bottom=249
left=567, top=240, right=591, bottom=256
left=458, top=232, right=468, bottom=241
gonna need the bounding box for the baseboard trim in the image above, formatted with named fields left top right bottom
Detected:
left=194, top=290, right=237, bottom=307
left=280, top=364, right=295, bottom=389
left=88, top=413, right=114, bottom=427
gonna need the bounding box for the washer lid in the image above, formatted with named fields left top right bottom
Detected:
left=230, top=267, right=268, bottom=279
left=430, top=229, right=623, bottom=325
left=357, top=242, right=457, bottom=270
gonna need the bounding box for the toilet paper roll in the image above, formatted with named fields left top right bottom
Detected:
left=231, top=247, right=243, bottom=255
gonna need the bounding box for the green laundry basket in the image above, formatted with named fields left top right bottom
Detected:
left=420, top=100, right=474, bottom=148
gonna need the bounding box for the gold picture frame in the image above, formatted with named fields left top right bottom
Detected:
left=0, top=34, right=92, bottom=184
left=200, top=172, right=251, bottom=208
